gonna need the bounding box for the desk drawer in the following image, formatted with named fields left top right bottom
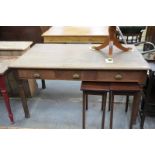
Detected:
left=18, top=69, right=56, bottom=79
left=18, top=69, right=83, bottom=80
left=17, top=69, right=147, bottom=83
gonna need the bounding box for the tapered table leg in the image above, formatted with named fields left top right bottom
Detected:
left=130, top=92, right=141, bottom=129
left=109, top=92, right=114, bottom=129
left=41, top=79, right=46, bottom=89
left=0, top=76, right=14, bottom=123
left=125, top=95, right=129, bottom=112
left=18, top=80, right=30, bottom=118
left=82, top=92, right=86, bottom=129
left=101, top=93, right=107, bottom=129
left=85, top=94, right=88, bottom=110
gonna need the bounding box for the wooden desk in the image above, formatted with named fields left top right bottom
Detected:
left=42, top=26, right=108, bottom=43
left=9, top=44, right=149, bottom=127
left=0, top=41, right=37, bottom=97
left=0, top=56, right=16, bottom=123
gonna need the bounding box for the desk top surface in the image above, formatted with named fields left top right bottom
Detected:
left=42, top=26, right=109, bottom=37
left=9, top=44, right=150, bottom=70
left=0, top=56, right=17, bottom=75
left=0, top=41, right=33, bottom=51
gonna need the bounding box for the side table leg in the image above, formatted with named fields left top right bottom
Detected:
left=18, top=80, right=30, bottom=118
left=130, top=92, right=141, bottom=129
left=82, top=92, right=86, bottom=129
left=101, top=93, right=107, bottom=129
left=110, top=92, right=114, bottom=129
left=41, top=79, right=46, bottom=89
left=0, top=76, right=14, bottom=123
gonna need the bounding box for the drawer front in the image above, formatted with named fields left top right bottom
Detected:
left=18, top=69, right=56, bottom=79
left=17, top=69, right=147, bottom=83
left=18, top=69, right=82, bottom=80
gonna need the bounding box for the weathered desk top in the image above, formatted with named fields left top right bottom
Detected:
left=0, top=41, right=33, bottom=51
left=42, top=26, right=108, bottom=37
left=0, top=56, right=17, bottom=75
left=9, top=44, right=150, bottom=71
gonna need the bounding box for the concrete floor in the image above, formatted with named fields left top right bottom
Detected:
left=0, top=80, right=155, bottom=129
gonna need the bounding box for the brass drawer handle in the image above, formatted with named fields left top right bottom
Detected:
left=73, top=73, right=80, bottom=79
left=114, top=74, right=123, bottom=80
left=33, top=73, right=40, bottom=78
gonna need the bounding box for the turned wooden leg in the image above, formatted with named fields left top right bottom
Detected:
left=91, top=26, right=131, bottom=52
left=125, top=95, right=129, bottom=112
left=41, top=79, right=46, bottom=89
left=0, top=76, right=14, bottom=123
left=82, top=92, right=86, bottom=129
left=130, top=92, right=141, bottom=129
left=113, top=37, right=131, bottom=52
left=102, top=93, right=107, bottom=129
left=1, top=90, right=14, bottom=123
left=18, top=80, right=30, bottom=118
left=110, top=92, right=114, bottom=129
left=93, top=39, right=109, bottom=51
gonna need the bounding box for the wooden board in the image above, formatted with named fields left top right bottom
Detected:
left=0, top=41, right=33, bottom=50
left=0, top=41, right=33, bottom=56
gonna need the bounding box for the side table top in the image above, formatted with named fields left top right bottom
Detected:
left=0, top=41, right=33, bottom=51
left=0, top=56, right=17, bottom=75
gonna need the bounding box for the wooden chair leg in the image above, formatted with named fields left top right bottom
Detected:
left=110, top=92, right=114, bottom=129
left=102, top=93, right=107, bottom=129
left=82, top=92, right=86, bottom=129
left=140, top=112, right=145, bottom=129
left=108, top=93, right=111, bottom=111
left=140, top=97, right=146, bottom=129
left=125, top=95, right=129, bottom=112
left=109, top=94, right=114, bottom=111
left=130, top=92, right=141, bottom=129
left=101, top=95, right=103, bottom=111
left=41, top=79, right=46, bottom=89
left=86, top=94, right=88, bottom=110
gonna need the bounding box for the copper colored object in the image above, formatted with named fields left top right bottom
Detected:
left=93, top=26, right=131, bottom=57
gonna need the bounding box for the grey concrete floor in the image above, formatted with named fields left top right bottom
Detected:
left=0, top=80, right=155, bottom=129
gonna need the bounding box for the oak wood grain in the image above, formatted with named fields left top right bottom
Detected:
left=42, top=26, right=108, bottom=43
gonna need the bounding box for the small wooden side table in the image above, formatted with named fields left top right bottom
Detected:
left=0, top=41, right=38, bottom=97
left=0, top=56, right=16, bottom=123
